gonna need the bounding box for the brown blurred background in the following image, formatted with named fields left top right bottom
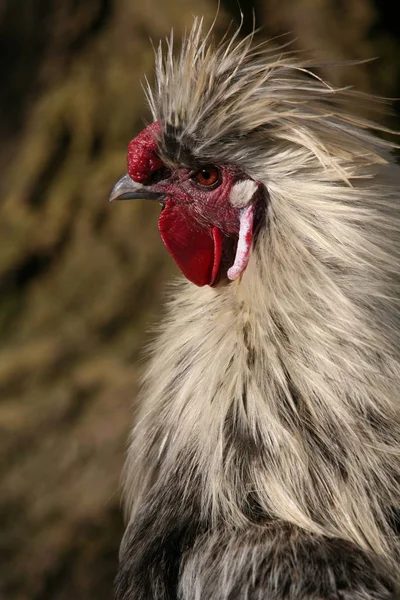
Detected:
left=0, top=1, right=399, bottom=598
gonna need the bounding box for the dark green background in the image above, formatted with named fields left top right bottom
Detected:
left=0, top=1, right=399, bottom=598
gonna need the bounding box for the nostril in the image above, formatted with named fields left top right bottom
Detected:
left=148, top=167, right=172, bottom=185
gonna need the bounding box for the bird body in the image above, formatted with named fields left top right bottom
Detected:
left=111, top=20, right=400, bottom=599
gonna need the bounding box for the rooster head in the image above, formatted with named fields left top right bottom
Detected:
left=109, top=20, right=389, bottom=290
left=109, top=119, right=263, bottom=287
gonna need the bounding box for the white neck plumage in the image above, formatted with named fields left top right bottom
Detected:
left=123, top=162, right=400, bottom=572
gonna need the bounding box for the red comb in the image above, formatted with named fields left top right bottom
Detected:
left=127, top=121, right=163, bottom=183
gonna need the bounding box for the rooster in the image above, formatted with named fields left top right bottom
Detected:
left=110, top=20, right=400, bottom=600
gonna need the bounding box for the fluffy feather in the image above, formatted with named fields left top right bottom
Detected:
left=117, top=19, right=400, bottom=599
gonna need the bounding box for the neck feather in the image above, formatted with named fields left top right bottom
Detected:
left=123, top=163, right=400, bottom=569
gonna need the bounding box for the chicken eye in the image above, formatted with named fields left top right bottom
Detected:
left=192, top=166, right=221, bottom=188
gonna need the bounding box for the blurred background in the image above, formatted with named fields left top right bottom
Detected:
left=0, top=0, right=399, bottom=598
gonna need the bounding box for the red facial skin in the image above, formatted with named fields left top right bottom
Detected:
left=127, top=122, right=242, bottom=287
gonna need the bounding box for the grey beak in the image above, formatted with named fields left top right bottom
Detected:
left=109, top=174, right=165, bottom=202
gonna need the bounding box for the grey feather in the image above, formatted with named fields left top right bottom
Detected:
left=116, top=19, right=400, bottom=600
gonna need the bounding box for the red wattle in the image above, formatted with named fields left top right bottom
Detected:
left=211, top=227, right=222, bottom=284
left=158, top=200, right=222, bottom=287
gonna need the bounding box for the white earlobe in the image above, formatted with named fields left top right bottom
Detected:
left=229, top=180, right=258, bottom=208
